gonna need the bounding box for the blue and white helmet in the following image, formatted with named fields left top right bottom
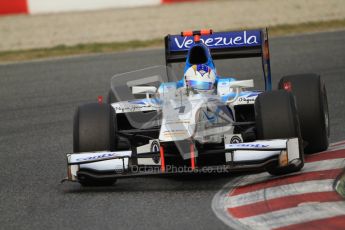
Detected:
left=185, top=64, right=216, bottom=93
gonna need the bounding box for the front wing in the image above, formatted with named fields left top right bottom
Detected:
left=63, top=138, right=301, bottom=182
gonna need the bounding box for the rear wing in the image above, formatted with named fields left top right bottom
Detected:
left=164, top=29, right=272, bottom=90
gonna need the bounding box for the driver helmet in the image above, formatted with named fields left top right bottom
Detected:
left=184, top=64, right=216, bottom=93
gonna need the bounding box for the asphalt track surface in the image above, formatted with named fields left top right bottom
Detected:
left=0, top=30, right=345, bottom=230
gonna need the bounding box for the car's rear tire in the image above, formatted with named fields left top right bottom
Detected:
left=255, top=90, right=304, bottom=176
left=278, top=74, right=329, bottom=154
left=73, top=102, right=117, bottom=186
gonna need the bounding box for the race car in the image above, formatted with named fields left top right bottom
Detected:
left=64, top=29, right=329, bottom=186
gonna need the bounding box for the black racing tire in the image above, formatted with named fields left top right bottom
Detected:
left=255, top=90, right=304, bottom=176
left=278, top=74, right=329, bottom=154
left=73, top=102, right=117, bottom=186
left=73, top=103, right=116, bottom=152
left=107, top=89, right=117, bottom=104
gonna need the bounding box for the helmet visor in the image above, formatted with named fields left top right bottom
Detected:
left=187, top=80, right=213, bottom=90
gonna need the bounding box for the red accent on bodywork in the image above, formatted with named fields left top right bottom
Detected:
left=263, top=40, right=269, bottom=59
left=190, top=143, right=196, bottom=170
left=283, top=81, right=292, bottom=92
left=200, top=29, right=213, bottom=35
left=181, top=31, right=193, bottom=37
left=181, top=29, right=213, bottom=37
left=98, top=96, right=103, bottom=104
left=160, top=146, right=165, bottom=172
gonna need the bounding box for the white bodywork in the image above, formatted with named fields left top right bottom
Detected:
left=66, top=138, right=301, bottom=181
left=65, top=68, right=302, bottom=181
left=112, top=79, right=257, bottom=144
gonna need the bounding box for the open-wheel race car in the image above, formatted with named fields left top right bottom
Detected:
left=64, top=29, right=329, bottom=186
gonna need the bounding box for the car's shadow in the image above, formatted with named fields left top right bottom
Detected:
left=61, top=171, right=261, bottom=194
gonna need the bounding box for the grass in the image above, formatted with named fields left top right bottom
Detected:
left=267, top=19, right=345, bottom=36
left=0, top=39, right=163, bottom=63
left=1, top=19, right=345, bottom=63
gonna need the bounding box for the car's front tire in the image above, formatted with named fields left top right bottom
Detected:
left=73, top=102, right=117, bottom=186
left=278, top=74, right=329, bottom=153
left=255, top=90, right=304, bottom=176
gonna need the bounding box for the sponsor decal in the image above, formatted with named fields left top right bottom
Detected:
left=113, top=104, right=157, bottom=113
left=229, top=143, right=269, bottom=148
left=237, top=93, right=259, bottom=103
left=113, top=99, right=160, bottom=113
left=230, top=135, right=242, bottom=144
left=150, top=141, right=160, bottom=164
left=238, top=97, right=256, bottom=103
left=170, top=30, right=261, bottom=51
left=76, top=153, right=116, bottom=162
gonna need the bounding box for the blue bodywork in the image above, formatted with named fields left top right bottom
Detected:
left=129, top=29, right=272, bottom=106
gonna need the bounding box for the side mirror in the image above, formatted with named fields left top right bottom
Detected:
left=132, top=86, right=157, bottom=95
left=132, top=86, right=158, bottom=107
left=227, top=79, right=254, bottom=105
left=228, top=80, right=254, bottom=89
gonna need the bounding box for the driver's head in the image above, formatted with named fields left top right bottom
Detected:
left=184, top=64, right=216, bottom=93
